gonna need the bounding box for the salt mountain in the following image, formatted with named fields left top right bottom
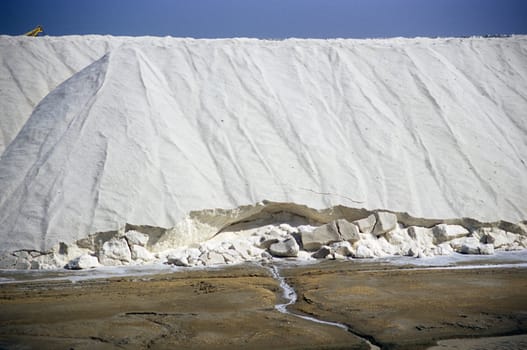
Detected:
left=0, top=35, right=526, bottom=259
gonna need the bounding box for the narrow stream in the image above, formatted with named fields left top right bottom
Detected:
left=268, top=264, right=380, bottom=350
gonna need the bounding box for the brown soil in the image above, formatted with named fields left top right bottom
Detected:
left=0, top=264, right=365, bottom=350
left=0, top=262, right=526, bottom=350
left=284, top=261, right=527, bottom=349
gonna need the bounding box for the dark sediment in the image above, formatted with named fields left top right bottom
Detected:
left=0, top=261, right=526, bottom=349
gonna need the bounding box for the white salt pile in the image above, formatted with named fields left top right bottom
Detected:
left=0, top=35, right=526, bottom=269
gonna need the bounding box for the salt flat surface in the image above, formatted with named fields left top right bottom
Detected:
left=0, top=263, right=175, bottom=284
left=2, top=251, right=526, bottom=285
left=387, top=249, right=527, bottom=266
left=0, top=35, right=526, bottom=253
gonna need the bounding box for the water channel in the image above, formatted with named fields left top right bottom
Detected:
left=268, top=264, right=380, bottom=350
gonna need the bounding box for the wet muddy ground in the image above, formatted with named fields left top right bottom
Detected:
left=284, top=260, right=527, bottom=349
left=0, top=259, right=526, bottom=349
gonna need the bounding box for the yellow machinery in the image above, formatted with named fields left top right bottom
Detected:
left=25, top=25, right=43, bottom=37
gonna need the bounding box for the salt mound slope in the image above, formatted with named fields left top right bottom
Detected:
left=0, top=36, right=526, bottom=252
left=0, top=35, right=124, bottom=153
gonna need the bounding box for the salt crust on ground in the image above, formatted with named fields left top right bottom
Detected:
left=0, top=35, right=526, bottom=257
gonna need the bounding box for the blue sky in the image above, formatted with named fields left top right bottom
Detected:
left=1, top=0, right=526, bottom=38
